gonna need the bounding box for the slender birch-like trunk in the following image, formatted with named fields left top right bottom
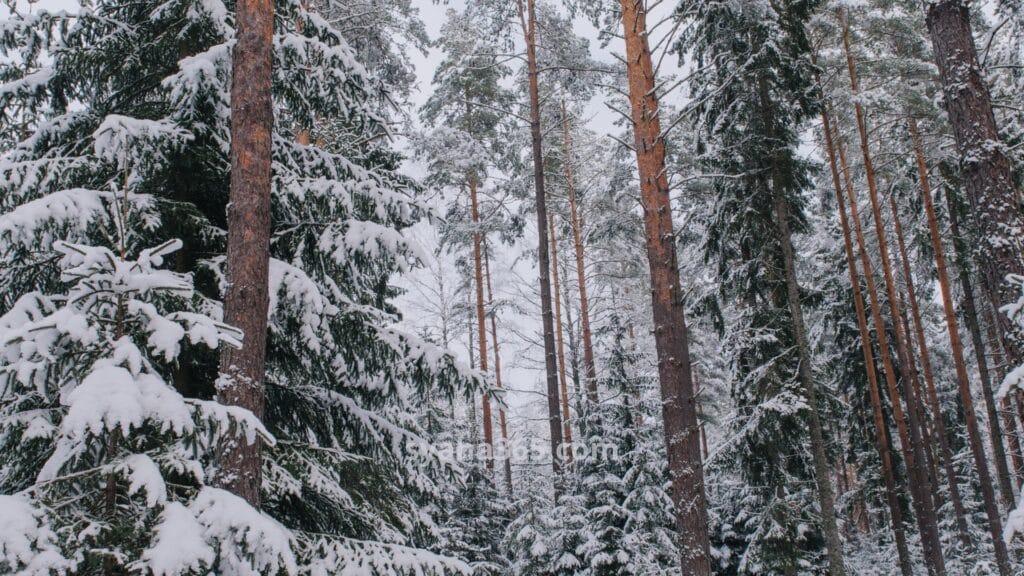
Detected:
left=483, top=246, right=513, bottom=492
left=757, top=73, right=845, bottom=576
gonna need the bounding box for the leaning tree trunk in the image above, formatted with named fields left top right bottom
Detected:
left=887, top=137, right=972, bottom=547
left=820, top=109, right=913, bottom=576
left=940, top=167, right=1019, bottom=506
left=910, top=117, right=1013, bottom=574
left=925, top=0, right=1024, bottom=373
left=929, top=165, right=1015, bottom=569
left=217, top=0, right=274, bottom=508
left=560, top=101, right=598, bottom=404
left=839, top=16, right=946, bottom=573
left=836, top=107, right=942, bottom=574
left=757, top=74, right=846, bottom=576
left=619, top=0, right=710, bottom=572
left=516, top=0, right=564, bottom=478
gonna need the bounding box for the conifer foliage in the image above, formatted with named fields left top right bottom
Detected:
left=0, top=0, right=479, bottom=571
left=5, top=0, right=1024, bottom=574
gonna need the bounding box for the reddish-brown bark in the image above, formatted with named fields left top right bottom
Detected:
left=217, top=0, right=274, bottom=507
left=835, top=107, right=935, bottom=574
left=910, top=116, right=1012, bottom=573
left=819, top=106, right=917, bottom=569
left=839, top=17, right=946, bottom=572
left=560, top=101, right=598, bottom=404
left=618, top=0, right=710, bottom=571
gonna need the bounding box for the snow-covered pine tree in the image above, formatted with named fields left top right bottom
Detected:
left=577, top=312, right=679, bottom=576
left=0, top=0, right=481, bottom=571
left=679, top=0, right=844, bottom=571
left=0, top=219, right=296, bottom=574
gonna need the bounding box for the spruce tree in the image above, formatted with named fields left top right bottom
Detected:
left=0, top=0, right=480, bottom=570
left=680, top=0, right=844, bottom=571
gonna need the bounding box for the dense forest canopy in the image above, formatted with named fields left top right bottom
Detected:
left=3, top=0, right=1024, bottom=574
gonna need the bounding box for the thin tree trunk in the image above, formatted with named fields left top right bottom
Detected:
left=839, top=17, right=946, bottom=573
left=484, top=246, right=513, bottom=493
left=627, top=317, right=644, bottom=428
left=694, top=364, right=708, bottom=461
left=466, top=273, right=478, bottom=441
left=469, top=137, right=495, bottom=469
left=618, top=0, right=710, bottom=571
left=835, top=106, right=930, bottom=576
left=1004, top=394, right=1024, bottom=491
left=560, top=100, right=598, bottom=404
left=217, top=0, right=273, bottom=507
left=515, top=0, right=564, bottom=478
left=886, top=150, right=972, bottom=547
left=941, top=171, right=1019, bottom=507
left=550, top=213, right=574, bottom=465
left=757, top=74, right=845, bottom=576
left=909, top=117, right=1013, bottom=574
left=893, top=278, right=944, bottom=517
left=925, top=0, right=1024, bottom=371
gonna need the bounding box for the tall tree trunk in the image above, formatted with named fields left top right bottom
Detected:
left=217, top=0, right=273, bottom=507
left=560, top=100, right=598, bottom=404
left=910, top=118, right=1013, bottom=574
left=618, top=1, right=710, bottom=571
left=887, top=141, right=972, bottom=547
left=941, top=170, right=1019, bottom=507
left=550, top=213, right=574, bottom=464
left=839, top=17, right=946, bottom=573
left=516, top=0, right=564, bottom=478
left=757, top=75, right=846, bottom=576
left=469, top=148, right=495, bottom=469
left=925, top=0, right=1024, bottom=371
left=835, top=107, right=937, bottom=575
left=484, top=246, right=513, bottom=493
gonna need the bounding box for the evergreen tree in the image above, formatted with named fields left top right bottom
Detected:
left=0, top=230, right=292, bottom=575
left=680, top=0, right=840, bottom=571
left=0, top=0, right=480, bottom=571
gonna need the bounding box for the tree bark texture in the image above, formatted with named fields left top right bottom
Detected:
left=619, top=1, right=710, bottom=572
left=217, top=0, right=274, bottom=507
left=926, top=0, right=1024, bottom=372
